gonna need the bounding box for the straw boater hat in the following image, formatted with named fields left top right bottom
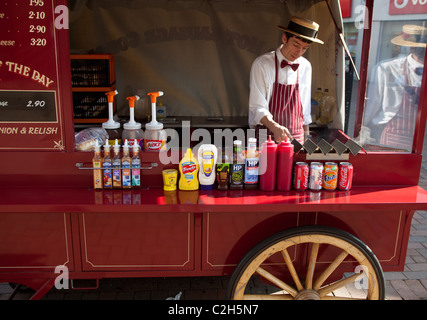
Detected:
left=391, top=24, right=427, bottom=48
left=278, top=16, right=324, bottom=44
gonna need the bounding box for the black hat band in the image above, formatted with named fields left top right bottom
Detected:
left=288, top=20, right=318, bottom=39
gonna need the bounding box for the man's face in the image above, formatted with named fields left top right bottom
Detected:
left=412, top=47, right=426, bottom=64
left=281, top=34, right=311, bottom=62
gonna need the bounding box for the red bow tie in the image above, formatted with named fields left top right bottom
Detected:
left=281, top=60, right=299, bottom=71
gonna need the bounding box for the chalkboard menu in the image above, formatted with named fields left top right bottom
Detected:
left=0, top=0, right=69, bottom=151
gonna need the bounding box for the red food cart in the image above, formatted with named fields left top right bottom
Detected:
left=1, top=0, right=427, bottom=300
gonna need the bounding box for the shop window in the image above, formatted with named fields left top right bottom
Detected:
left=360, top=19, right=426, bottom=152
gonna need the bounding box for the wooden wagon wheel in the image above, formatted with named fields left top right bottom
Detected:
left=227, top=226, right=385, bottom=300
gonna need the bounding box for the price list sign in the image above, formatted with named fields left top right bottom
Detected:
left=0, top=0, right=67, bottom=150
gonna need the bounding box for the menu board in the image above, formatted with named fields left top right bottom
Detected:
left=0, top=0, right=68, bottom=150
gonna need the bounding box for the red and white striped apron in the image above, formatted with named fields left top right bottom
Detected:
left=269, top=52, right=305, bottom=143
left=380, top=60, right=419, bottom=150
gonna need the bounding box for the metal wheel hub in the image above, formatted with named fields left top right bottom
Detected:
left=295, top=289, right=321, bottom=300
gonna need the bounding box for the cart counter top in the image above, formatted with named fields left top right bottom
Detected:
left=1, top=185, right=427, bottom=213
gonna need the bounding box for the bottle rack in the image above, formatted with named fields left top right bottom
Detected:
left=75, top=162, right=158, bottom=170
left=70, top=54, right=116, bottom=124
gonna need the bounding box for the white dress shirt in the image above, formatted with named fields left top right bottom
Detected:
left=248, top=45, right=312, bottom=128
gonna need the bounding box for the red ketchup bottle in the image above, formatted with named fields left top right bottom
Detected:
left=276, top=137, right=294, bottom=191
left=259, top=136, right=278, bottom=191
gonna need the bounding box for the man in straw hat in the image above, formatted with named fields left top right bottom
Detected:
left=363, top=24, right=426, bottom=150
left=249, top=16, right=323, bottom=144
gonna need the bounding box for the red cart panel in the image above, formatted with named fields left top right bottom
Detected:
left=79, top=212, right=194, bottom=271
left=202, top=211, right=300, bottom=272
left=0, top=212, right=73, bottom=272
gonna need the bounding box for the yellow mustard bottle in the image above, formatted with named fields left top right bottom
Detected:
left=92, top=140, right=103, bottom=190
left=179, top=148, right=199, bottom=191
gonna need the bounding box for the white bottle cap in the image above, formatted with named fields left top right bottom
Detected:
left=94, top=140, right=101, bottom=152
left=133, top=139, right=139, bottom=151
left=102, top=121, right=120, bottom=130
left=123, top=121, right=142, bottom=130
left=145, top=120, right=163, bottom=130
left=113, top=139, right=121, bottom=153
left=123, top=139, right=129, bottom=151
left=104, top=141, right=110, bottom=150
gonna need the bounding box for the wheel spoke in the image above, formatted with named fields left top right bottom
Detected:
left=242, top=294, right=294, bottom=300
left=229, top=227, right=384, bottom=300
left=281, top=248, right=304, bottom=291
left=321, top=296, right=365, bottom=300
left=305, top=242, right=319, bottom=290
left=256, top=267, right=298, bottom=297
left=313, top=250, right=349, bottom=290
left=318, top=272, right=362, bottom=297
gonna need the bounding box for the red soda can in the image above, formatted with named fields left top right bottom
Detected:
left=339, top=162, right=353, bottom=190
left=293, top=162, right=309, bottom=190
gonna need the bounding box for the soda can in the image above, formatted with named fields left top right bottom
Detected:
left=309, top=162, right=324, bottom=190
left=293, top=162, right=309, bottom=191
left=339, top=162, right=353, bottom=190
left=323, top=162, right=338, bottom=191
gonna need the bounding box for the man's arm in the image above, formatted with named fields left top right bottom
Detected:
left=260, top=115, right=293, bottom=142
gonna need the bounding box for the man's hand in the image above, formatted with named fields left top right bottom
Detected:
left=270, top=123, right=292, bottom=143
left=260, top=116, right=293, bottom=143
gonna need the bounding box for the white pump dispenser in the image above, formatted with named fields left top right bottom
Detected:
left=122, top=95, right=144, bottom=148
left=144, top=91, right=167, bottom=152
left=103, top=90, right=122, bottom=144
left=103, top=90, right=120, bottom=129
left=124, top=95, right=141, bottom=130
left=146, top=91, right=164, bottom=130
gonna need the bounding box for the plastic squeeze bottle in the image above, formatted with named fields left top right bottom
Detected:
left=92, top=140, right=103, bottom=190
left=259, top=136, right=277, bottom=191
left=156, top=98, right=166, bottom=118
left=276, top=136, right=294, bottom=191
left=179, top=148, right=199, bottom=191
left=112, top=139, right=122, bottom=189
left=131, top=139, right=141, bottom=189
left=102, top=141, right=113, bottom=189
left=103, top=90, right=122, bottom=145
left=145, top=91, right=167, bottom=152
left=123, top=95, right=144, bottom=149
left=197, top=144, right=218, bottom=190
left=244, top=137, right=259, bottom=189
left=121, top=140, right=132, bottom=189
